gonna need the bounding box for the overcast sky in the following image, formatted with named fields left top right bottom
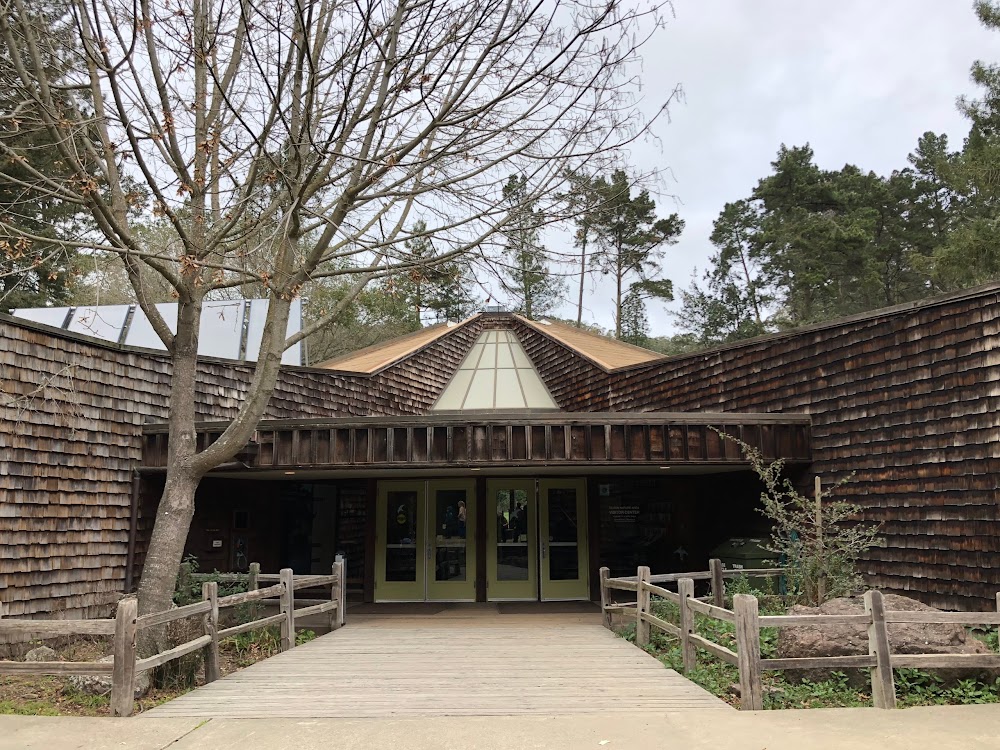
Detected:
left=545, top=0, right=997, bottom=335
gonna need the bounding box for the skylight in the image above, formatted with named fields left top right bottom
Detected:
left=432, top=330, right=558, bottom=411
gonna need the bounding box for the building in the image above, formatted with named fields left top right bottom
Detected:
left=1, top=283, right=998, bottom=624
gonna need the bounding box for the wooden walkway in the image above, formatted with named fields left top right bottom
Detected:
left=145, top=610, right=731, bottom=718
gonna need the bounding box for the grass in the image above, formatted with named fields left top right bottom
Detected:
left=615, top=592, right=1000, bottom=710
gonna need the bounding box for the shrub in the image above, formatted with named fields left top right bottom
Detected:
left=716, top=431, right=881, bottom=606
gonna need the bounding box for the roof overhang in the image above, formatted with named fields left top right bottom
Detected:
left=140, top=412, right=811, bottom=473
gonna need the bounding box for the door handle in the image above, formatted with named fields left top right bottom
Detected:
left=541, top=542, right=547, bottom=560
left=426, top=544, right=432, bottom=560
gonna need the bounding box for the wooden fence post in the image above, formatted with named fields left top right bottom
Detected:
left=733, top=594, right=763, bottom=711
left=337, top=557, right=347, bottom=629
left=678, top=577, right=696, bottom=673
left=330, top=559, right=345, bottom=631
left=710, top=558, right=725, bottom=608
left=280, top=568, right=295, bottom=651
left=248, top=562, right=260, bottom=621
left=636, top=566, right=651, bottom=647
left=202, top=581, right=220, bottom=683
left=599, top=567, right=611, bottom=629
left=111, top=598, right=138, bottom=717
left=865, top=590, right=897, bottom=709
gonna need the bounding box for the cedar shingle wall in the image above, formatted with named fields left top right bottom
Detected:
left=0, top=316, right=477, bottom=622
left=610, top=290, right=1000, bottom=610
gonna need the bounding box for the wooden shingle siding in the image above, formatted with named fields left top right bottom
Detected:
left=0, top=314, right=478, bottom=623
left=607, top=288, right=1000, bottom=610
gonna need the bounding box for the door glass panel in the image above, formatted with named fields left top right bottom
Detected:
left=495, top=488, right=530, bottom=581
left=384, top=490, right=418, bottom=582
left=433, top=489, right=468, bottom=582
left=546, top=488, right=579, bottom=581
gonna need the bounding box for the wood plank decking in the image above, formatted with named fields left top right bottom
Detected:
left=145, top=610, right=731, bottom=718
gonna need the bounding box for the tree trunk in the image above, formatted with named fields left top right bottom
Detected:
left=136, top=470, right=201, bottom=618
left=576, top=229, right=587, bottom=327
left=615, top=265, right=623, bottom=338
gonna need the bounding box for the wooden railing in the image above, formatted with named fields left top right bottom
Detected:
left=0, top=561, right=346, bottom=717
left=600, top=561, right=1000, bottom=710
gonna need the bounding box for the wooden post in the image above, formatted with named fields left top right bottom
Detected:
left=202, top=581, right=220, bottom=683
left=815, top=476, right=826, bottom=604
left=599, top=567, right=611, bottom=629
left=636, top=566, right=651, bottom=647
left=865, top=590, right=897, bottom=709
left=280, top=568, right=295, bottom=651
left=677, top=577, right=696, bottom=673
left=248, top=562, right=260, bottom=621
left=733, top=594, right=763, bottom=711
left=709, top=558, right=725, bottom=608
left=111, top=598, right=138, bottom=718
left=330, top=559, right=345, bottom=631
left=336, top=557, right=347, bottom=629
left=996, top=593, right=999, bottom=648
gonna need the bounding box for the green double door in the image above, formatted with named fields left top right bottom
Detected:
left=486, top=478, right=589, bottom=601
left=375, top=480, right=477, bottom=602
left=374, top=478, right=589, bottom=602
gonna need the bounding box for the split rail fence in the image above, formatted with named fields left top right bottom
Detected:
left=0, top=561, right=346, bottom=717
left=600, top=559, right=1000, bottom=710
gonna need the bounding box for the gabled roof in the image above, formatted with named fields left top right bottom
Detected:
left=516, top=316, right=663, bottom=372
left=314, top=316, right=478, bottom=374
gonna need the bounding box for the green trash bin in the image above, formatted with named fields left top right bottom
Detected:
left=709, top=537, right=780, bottom=592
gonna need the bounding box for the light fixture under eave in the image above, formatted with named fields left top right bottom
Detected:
left=659, top=466, right=671, bottom=470
left=284, top=471, right=296, bottom=475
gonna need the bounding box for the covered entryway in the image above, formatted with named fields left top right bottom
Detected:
left=374, top=478, right=590, bottom=603
left=144, top=608, right=731, bottom=718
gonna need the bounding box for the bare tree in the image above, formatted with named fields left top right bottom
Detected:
left=0, top=0, right=675, bottom=621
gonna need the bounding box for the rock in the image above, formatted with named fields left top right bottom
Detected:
left=67, top=656, right=151, bottom=699
left=24, top=646, right=57, bottom=662
left=776, top=594, right=999, bottom=687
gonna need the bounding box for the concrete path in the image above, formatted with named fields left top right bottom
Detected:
left=144, top=610, right=729, bottom=718
left=3, top=705, right=1000, bottom=750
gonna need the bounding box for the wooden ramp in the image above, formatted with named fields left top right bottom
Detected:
left=145, top=612, right=731, bottom=718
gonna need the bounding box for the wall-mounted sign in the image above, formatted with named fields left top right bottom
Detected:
left=212, top=539, right=223, bottom=548
left=607, top=504, right=639, bottom=524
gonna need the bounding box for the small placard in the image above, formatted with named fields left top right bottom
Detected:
left=212, top=539, right=223, bottom=548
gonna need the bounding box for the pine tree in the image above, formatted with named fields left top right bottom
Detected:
left=585, top=170, right=683, bottom=338
left=500, top=174, right=564, bottom=319
left=0, top=0, right=90, bottom=308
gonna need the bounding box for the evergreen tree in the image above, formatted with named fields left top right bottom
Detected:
left=500, top=174, right=564, bottom=318
left=585, top=170, right=683, bottom=338
left=394, top=221, right=479, bottom=324
left=0, top=0, right=90, bottom=308
left=618, top=288, right=649, bottom=346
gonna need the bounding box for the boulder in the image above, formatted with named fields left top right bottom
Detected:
left=24, top=646, right=57, bottom=662
left=67, top=656, right=151, bottom=699
left=775, top=594, right=998, bottom=687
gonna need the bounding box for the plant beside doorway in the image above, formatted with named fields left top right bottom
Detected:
left=715, top=430, right=881, bottom=606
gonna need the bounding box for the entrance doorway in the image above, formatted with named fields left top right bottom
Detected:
left=374, top=479, right=476, bottom=602
left=486, top=478, right=589, bottom=601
